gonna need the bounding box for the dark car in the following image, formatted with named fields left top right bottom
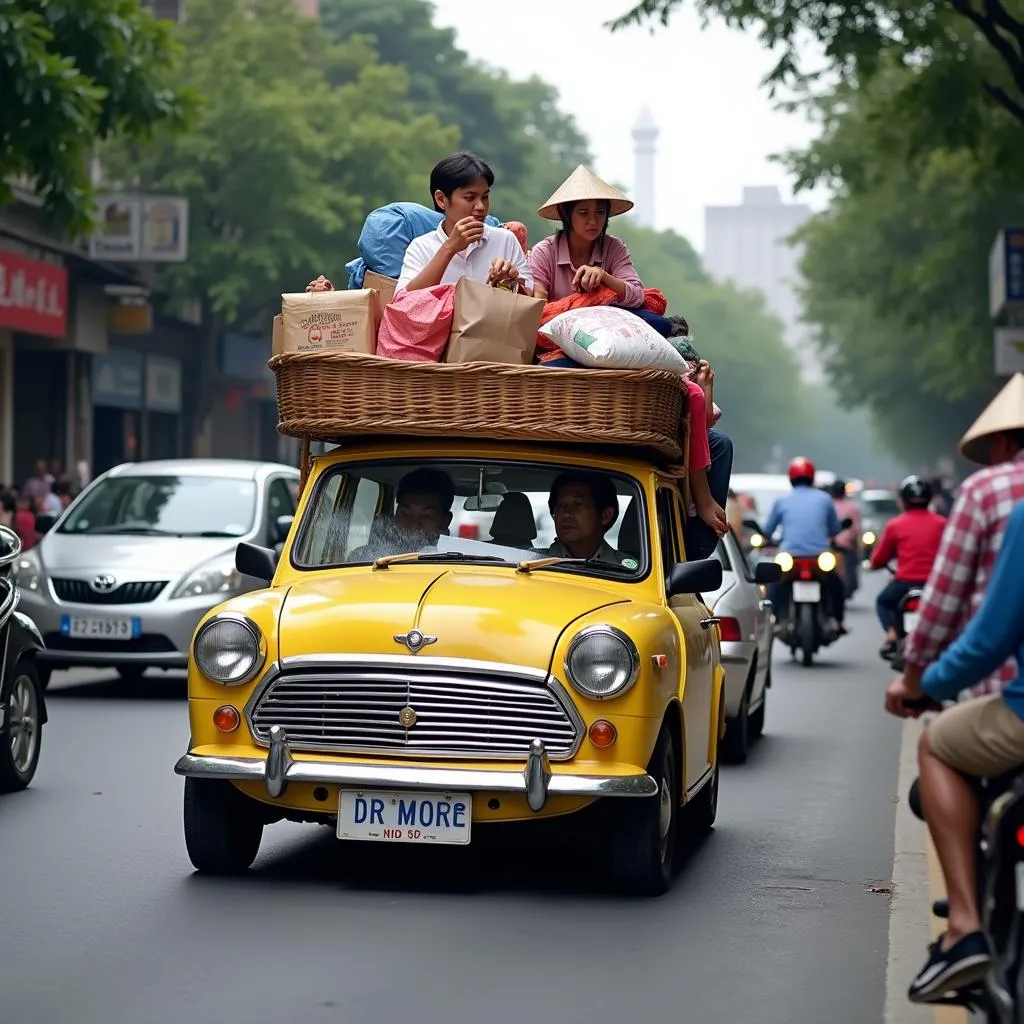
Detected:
left=1, top=525, right=46, bottom=792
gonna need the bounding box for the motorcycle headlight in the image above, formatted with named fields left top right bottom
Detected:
left=171, top=556, right=242, bottom=599
left=13, top=550, right=43, bottom=592
left=818, top=551, right=837, bottom=572
left=862, top=530, right=877, bottom=546
left=749, top=533, right=764, bottom=549
left=774, top=551, right=794, bottom=573
left=193, top=613, right=266, bottom=685
left=564, top=625, right=639, bottom=700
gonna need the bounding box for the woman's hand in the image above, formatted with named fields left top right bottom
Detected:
left=488, top=259, right=520, bottom=287
left=306, top=275, right=334, bottom=292
left=572, top=265, right=605, bottom=293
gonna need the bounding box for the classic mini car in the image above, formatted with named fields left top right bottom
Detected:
left=174, top=439, right=725, bottom=894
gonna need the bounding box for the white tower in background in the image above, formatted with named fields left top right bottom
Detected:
left=632, top=106, right=658, bottom=229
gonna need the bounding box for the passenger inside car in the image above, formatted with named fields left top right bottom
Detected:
left=545, top=470, right=629, bottom=564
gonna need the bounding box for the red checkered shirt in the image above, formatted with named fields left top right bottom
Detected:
left=903, top=451, right=1024, bottom=696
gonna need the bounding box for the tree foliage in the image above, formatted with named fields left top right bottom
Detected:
left=610, top=0, right=1024, bottom=128
left=0, top=0, right=191, bottom=234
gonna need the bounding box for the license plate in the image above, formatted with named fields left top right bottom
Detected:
left=792, top=581, right=821, bottom=603
left=60, top=615, right=141, bottom=640
left=1016, top=862, right=1024, bottom=911
left=903, top=611, right=921, bottom=634
left=337, top=790, right=472, bottom=845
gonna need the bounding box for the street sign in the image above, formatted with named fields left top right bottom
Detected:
left=989, top=228, right=1024, bottom=317
left=995, top=326, right=1024, bottom=376
left=88, top=195, right=189, bottom=263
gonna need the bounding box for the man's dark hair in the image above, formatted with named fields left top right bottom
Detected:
left=548, top=470, right=620, bottom=525
left=429, top=153, right=494, bottom=212
left=829, top=480, right=846, bottom=498
left=666, top=315, right=690, bottom=338
left=397, top=468, right=455, bottom=512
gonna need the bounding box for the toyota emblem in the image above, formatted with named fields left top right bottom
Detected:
left=91, top=574, right=118, bottom=593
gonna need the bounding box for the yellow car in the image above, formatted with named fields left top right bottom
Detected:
left=174, top=438, right=725, bottom=894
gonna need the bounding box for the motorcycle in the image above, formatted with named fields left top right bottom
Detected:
left=771, top=516, right=853, bottom=667
left=0, top=525, right=46, bottom=792
left=894, top=596, right=1024, bottom=1021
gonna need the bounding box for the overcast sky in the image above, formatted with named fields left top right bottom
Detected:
left=429, top=0, right=828, bottom=251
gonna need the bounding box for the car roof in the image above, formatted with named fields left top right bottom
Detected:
left=860, top=488, right=898, bottom=500
left=104, top=459, right=298, bottom=480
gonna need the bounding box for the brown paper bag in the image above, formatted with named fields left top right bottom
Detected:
left=272, top=314, right=284, bottom=356
left=445, top=278, right=544, bottom=364
left=363, top=271, right=397, bottom=310
left=279, top=289, right=377, bottom=355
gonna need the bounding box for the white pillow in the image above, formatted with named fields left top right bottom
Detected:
left=538, top=306, right=689, bottom=372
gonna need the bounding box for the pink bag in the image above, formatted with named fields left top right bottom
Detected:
left=376, top=284, right=455, bottom=362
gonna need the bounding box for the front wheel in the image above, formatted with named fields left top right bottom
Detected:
left=722, top=680, right=750, bottom=764
left=798, top=604, right=816, bottom=667
left=0, top=659, right=44, bottom=792
left=608, top=725, right=679, bottom=896
left=183, top=778, right=264, bottom=874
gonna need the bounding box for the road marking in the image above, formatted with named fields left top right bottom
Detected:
left=884, top=716, right=969, bottom=1024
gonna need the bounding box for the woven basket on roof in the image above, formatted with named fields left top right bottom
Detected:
left=269, top=351, right=687, bottom=460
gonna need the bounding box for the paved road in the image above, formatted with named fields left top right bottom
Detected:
left=1, top=584, right=904, bottom=1024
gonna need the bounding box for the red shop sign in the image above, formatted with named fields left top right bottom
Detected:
left=0, top=248, right=69, bottom=339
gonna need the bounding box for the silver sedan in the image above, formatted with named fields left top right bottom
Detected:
left=705, top=530, right=779, bottom=763
left=15, top=459, right=299, bottom=686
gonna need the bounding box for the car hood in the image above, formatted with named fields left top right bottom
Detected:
left=278, top=566, right=629, bottom=667
left=38, top=533, right=238, bottom=576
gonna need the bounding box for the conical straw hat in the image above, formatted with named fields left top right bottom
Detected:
left=538, top=165, right=634, bottom=221
left=959, top=372, right=1024, bottom=464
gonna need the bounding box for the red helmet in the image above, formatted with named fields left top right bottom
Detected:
left=788, top=456, right=816, bottom=484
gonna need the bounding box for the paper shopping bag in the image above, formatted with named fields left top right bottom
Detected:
left=445, top=278, right=545, bottom=364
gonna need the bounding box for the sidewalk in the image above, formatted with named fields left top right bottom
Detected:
left=885, top=717, right=970, bottom=1024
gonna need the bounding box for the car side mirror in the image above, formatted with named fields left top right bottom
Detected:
left=35, top=511, right=58, bottom=534
left=667, top=559, right=723, bottom=598
left=840, top=516, right=853, bottom=530
left=753, top=561, right=782, bottom=585
left=275, top=514, right=293, bottom=544
left=236, top=542, right=277, bottom=584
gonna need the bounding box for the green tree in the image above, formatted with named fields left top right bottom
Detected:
left=0, top=0, right=191, bottom=233
left=100, top=0, right=457, bottom=447
left=610, top=0, right=1024, bottom=129
left=318, top=0, right=592, bottom=244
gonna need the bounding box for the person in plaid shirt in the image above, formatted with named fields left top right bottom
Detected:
left=885, top=372, right=1024, bottom=1002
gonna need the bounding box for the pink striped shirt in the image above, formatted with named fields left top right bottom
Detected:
left=528, top=233, right=645, bottom=308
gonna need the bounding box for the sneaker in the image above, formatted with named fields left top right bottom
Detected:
left=908, top=931, right=991, bottom=1003
left=880, top=639, right=898, bottom=661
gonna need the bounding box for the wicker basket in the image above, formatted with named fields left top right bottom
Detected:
left=269, top=351, right=687, bottom=459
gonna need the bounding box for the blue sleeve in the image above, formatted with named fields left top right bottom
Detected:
left=764, top=498, right=782, bottom=539
left=922, top=503, right=1024, bottom=701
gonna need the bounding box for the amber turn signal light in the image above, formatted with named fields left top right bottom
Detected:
left=589, top=719, right=617, bottom=748
left=213, top=705, right=240, bottom=732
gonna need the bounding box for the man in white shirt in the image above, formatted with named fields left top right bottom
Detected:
left=396, top=153, right=532, bottom=294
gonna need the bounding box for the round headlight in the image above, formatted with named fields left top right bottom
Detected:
left=749, top=533, right=764, bottom=549
left=194, top=614, right=265, bottom=685
left=774, top=551, right=794, bottom=573
left=818, top=551, right=837, bottom=572
left=564, top=626, right=639, bottom=700
left=863, top=530, right=877, bottom=546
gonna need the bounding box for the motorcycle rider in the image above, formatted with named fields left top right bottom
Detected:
left=764, top=457, right=847, bottom=634
left=829, top=479, right=862, bottom=599
left=885, top=499, right=1024, bottom=1002
left=869, top=476, right=946, bottom=659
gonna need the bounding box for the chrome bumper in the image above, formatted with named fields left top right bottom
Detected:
left=174, top=728, right=658, bottom=812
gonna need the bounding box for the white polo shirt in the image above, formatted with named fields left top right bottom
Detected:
left=396, top=223, right=533, bottom=292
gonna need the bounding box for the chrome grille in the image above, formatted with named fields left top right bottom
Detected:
left=247, top=661, right=581, bottom=760
left=52, top=579, right=167, bottom=605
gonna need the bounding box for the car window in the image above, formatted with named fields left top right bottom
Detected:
left=656, top=487, right=679, bottom=565
left=291, top=458, right=648, bottom=582
left=267, top=477, right=296, bottom=519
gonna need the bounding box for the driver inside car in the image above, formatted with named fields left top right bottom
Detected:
left=348, top=468, right=455, bottom=561
left=544, top=470, right=628, bottom=564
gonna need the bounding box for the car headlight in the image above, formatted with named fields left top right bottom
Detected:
left=13, top=550, right=43, bottom=592
left=171, top=556, right=242, bottom=599
left=193, top=613, right=266, bottom=685
left=564, top=625, right=639, bottom=700
left=774, top=551, right=794, bottom=573
left=862, top=530, right=877, bottom=546
left=818, top=551, right=837, bottom=572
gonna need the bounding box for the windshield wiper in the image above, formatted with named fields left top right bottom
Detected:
left=515, top=556, right=633, bottom=575
left=188, top=530, right=245, bottom=538
left=372, top=551, right=511, bottom=571
left=77, top=525, right=182, bottom=536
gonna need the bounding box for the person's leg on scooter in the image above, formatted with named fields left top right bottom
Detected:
left=876, top=580, right=915, bottom=658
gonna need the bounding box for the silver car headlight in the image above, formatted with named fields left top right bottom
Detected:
left=193, top=613, right=266, bottom=685
left=171, top=555, right=242, bottom=599
left=564, top=625, right=640, bottom=700
left=13, top=550, right=43, bottom=592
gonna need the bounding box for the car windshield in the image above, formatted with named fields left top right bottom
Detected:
left=59, top=475, right=257, bottom=537
left=292, top=458, right=649, bottom=580
left=860, top=496, right=900, bottom=516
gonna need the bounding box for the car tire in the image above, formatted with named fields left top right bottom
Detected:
left=183, top=778, right=264, bottom=874
left=686, top=755, right=720, bottom=834
left=608, top=724, right=678, bottom=896
left=749, top=691, right=766, bottom=739
left=722, top=679, right=751, bottom=764
left=37, top=666, right=52, bottom=691
left=0, top=658, right=44, bottom=792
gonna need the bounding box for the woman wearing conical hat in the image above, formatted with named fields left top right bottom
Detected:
left=529, top=165, right=645, bottom=307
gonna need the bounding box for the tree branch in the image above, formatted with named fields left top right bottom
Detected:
left=984, top=80, right=1024, bottom=123
left=950, top=0, right=1024, bottom=107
